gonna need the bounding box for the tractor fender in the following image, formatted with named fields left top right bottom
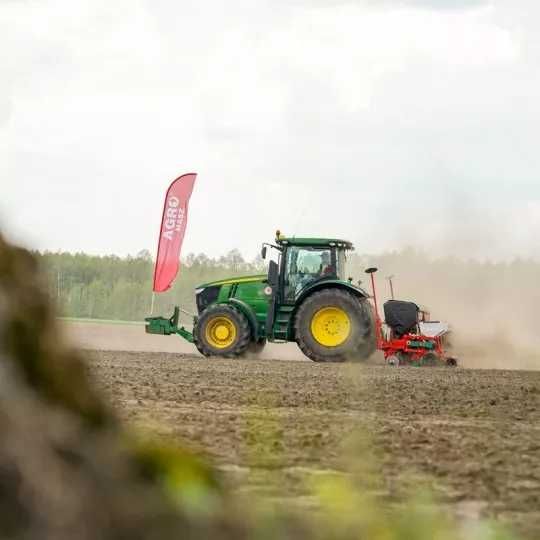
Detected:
left=227, top=298, right=260, bottom=339
left=290, top=281, right=369, bottom=339
left=296, top=280, right=368, bottom=306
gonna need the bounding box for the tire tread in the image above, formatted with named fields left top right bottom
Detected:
left=295, top=288, right=375, bottom=363
left=194, top=304, right=251, bottom=358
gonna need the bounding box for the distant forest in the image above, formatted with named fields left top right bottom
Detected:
left=37, top=248, right=540, bottom=351
left=37, top=249, right=265, bottom=324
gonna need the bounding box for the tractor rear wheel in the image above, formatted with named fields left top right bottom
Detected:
left=295, top=289, right=375, bottom=363
left=194, top=304, right=251, bottom=358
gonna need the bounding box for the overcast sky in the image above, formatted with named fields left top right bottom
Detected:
left=1, top=0, right=539, bottom=261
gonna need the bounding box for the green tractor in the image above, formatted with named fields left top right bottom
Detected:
left=145, top=231, right=376, bottom=362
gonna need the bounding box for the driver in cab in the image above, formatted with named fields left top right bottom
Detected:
left=319, top=252, right=334, bottom=277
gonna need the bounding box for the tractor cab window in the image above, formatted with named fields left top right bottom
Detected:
left=336, top=249, right=347, bottom=281
left=283, top=247, right=335, bottom=302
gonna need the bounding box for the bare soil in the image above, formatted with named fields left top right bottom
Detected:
left=85, top=349, right=540, bottom=539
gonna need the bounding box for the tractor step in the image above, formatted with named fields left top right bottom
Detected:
left=272, top=305, right=294, bottom=340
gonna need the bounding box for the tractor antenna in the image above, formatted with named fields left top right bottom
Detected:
left=386, top=274, right=395, bottom=300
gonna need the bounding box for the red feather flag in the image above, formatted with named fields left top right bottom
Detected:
left=153, top=173, right=197, bottom=292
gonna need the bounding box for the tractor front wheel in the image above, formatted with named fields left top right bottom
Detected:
left=295, top=289, right=375, bottom=363
left=194, top=304, right=251, bottom=358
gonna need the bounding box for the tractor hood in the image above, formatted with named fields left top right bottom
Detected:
left=196, top=274, right=267, bottom=289
left=194, top=274, right=269, bottom=316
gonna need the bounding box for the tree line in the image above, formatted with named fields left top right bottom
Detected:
left=36, top=247, right=540, bottom=351
left=37, top=249, right=264, bottom=323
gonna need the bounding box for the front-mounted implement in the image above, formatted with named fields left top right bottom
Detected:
left=145, top=306, right=194, bottom=342
left=364, top=267, right=457, bottom=367
left=146, top=231, right=376, bottom=362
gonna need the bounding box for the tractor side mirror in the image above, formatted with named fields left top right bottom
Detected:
left=261, top=245, right=267, bottom=259
left=365, top=267, right=378, bottom=274
left=268, top=260, right=279, bottom=287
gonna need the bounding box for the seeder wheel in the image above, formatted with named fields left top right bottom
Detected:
left=420, top=352, right=441, bottom=366
left=387, top=354, right=400, bottom=366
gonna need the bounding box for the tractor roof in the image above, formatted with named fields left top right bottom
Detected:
left=198, top=274, right=266, bottom=288
left=276, top=234, right=353, bottom=250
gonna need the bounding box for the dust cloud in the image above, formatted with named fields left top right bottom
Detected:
left=349, top=251, right=540, bottom=370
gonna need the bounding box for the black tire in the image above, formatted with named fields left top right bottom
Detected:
left=247, top=338, right=266, bottom=355
left=194, top=339, right=206, bottom=357
left=194, top=304, right=251, bottom=358
left=295, top=289, right=375, bottom=363
left=355, top=307, right=377, bottom=358
left=387, top=354, right=400, bottom=366
left=445, top=356, right=458, bottom=367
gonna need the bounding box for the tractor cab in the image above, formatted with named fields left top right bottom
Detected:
left=265, top=232, right=355, bottom=305
left=277, top=237, right=352, bottom=304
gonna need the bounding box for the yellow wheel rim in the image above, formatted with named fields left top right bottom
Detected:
left=310, top=307, right=351, bottom=347
left=205, top=316, right=237, bottom=349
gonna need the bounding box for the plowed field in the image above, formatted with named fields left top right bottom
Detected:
left=85, top=349, right=540, bottom=539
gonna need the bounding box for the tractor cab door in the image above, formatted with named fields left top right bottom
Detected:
left=265, top=259, right=280, bottom=337
left=282, top=246, right=336, bottom=304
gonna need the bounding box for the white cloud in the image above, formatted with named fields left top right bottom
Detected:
left=0, top=0, right=538, bottom=261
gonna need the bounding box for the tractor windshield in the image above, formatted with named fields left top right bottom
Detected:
left=284, top=246, right=335, bottom=302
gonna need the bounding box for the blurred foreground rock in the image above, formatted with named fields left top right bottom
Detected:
left=0, top=235, right=240, bottom=540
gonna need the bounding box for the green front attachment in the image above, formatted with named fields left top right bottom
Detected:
left=145, top=306, right=195, bottom=343
left=407, top=340, right=435, bottom=350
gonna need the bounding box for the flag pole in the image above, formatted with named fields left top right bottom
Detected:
left=150, top=292, right=155, bottom=315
